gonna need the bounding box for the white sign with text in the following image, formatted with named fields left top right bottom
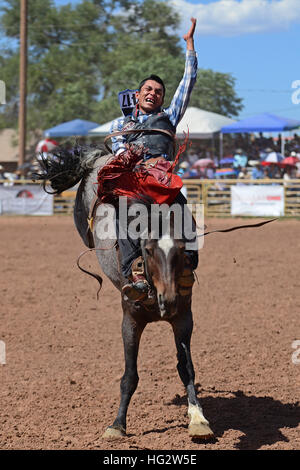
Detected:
left=0, top=185, right=53, bottom=215
left=231, top=185, right=284, bottom=217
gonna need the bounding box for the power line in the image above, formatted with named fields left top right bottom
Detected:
left=241, top=106, right=300, bottom=117
left=237, top=88, right=293, bottom=94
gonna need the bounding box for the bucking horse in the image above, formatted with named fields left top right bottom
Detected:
left=35, top=144, right=214, bottom=440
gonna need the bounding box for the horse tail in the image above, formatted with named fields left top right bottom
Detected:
left=32, top=144, right=106, bottom=194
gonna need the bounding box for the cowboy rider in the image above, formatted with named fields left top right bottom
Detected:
left=108, top=17, right=198, bottom=301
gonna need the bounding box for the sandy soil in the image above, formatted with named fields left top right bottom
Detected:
left=0, top=215, right=299, bottom=451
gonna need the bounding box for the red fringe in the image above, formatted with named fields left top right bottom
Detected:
left=97, top=135, right=190, bottom=205
left=171, top=129, right=190, bottom=171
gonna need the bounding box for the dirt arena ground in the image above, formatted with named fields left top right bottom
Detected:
left=0, top=215, right=299, bottom=451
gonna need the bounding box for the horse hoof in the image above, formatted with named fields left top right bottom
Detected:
left=102, top=426, right=126, bottom=439
left=188, top=422, right=214, bottom=439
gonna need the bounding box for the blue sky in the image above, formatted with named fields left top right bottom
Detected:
left=53, top=0, right=300, bottom=121
left=171, top=0, right=300, bottom=121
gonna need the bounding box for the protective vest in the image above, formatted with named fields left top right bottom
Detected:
left=122, top=112, right=176, bottom=160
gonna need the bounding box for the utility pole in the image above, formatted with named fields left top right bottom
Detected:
left=18, top=0, right=27, bottom=172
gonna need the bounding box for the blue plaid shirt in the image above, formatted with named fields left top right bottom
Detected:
left=110, top=50, right=198, bottom=156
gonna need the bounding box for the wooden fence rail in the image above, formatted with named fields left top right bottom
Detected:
left=183, top=179, right=300, bottom=217
left=1, top=179, right=300, bottom=217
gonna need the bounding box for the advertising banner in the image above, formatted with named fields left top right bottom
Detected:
left=231, top=185, right=284, bottom=217
left=0, top=184, right=53, bottom=215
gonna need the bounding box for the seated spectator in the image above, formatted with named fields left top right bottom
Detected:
left=206, top=167, right=215, bottom=179
left=238, top=167, right=250, bottom=180
left=251, top=162, right=264, bottom=179
left=266, top=163, right=281, bottom=179
left=233, top=148, right=248, bottom=176
left=263, top=167, right=269, bottom=178
left=182, top=168, right=199, bottom=179
left=283, top=165, right=297, bottom=182
left=177, top=161, right=189, bottom=178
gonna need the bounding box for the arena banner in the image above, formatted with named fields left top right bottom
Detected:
left=231, top=185, right=284, bottom=217
left=0, top=184, right=53, bottom=215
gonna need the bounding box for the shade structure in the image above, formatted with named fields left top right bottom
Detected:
left=176, top=107, right=236, bottom=139
left=215, top=168, right=236, bottom=176
left=88, top=118, right=121, bottom=136
left=261, top=152, right=284, bottom=166
left=280, top=156, right=300, bottom=166
left=35, top=138, right=59, bottom=153
left=221, top=112, right=300, bottom=157
left=221, top=112, right=300, bottom=134
left=44, top=119, right=100, bottom=137
left=88, top=107, right=236, bottom=139
left=192, top=158, right=215, bottom=168
left=219, top=157, right=234, bottom=165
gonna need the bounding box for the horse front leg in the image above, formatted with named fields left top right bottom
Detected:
left=171, top=311, right=214, bottom=439
left=103, top=311, right=145, bottom=438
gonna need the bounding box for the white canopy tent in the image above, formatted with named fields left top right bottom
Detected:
left=176, top=107, right=236, bottom=158
left=176, top=107, right=236, bottom=139
left=88, top=119, right=118, bottom=136
left=88, top=107, right=236, bottom=157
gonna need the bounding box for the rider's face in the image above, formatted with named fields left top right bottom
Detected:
left=136, top=80, right=164, bottom=114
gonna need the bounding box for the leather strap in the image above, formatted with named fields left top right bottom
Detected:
left=201, top=218, right=277, bottom=237
left=104, top=128, right=176, bottom=153
left=86, top=194, right=100, bottom=248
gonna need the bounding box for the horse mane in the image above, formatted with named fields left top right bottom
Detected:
left=32, top=144, right=106, bottom=194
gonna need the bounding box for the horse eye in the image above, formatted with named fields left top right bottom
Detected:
left=145, top=247, right=152, bottom=256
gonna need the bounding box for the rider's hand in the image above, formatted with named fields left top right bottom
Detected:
left=118, top=144, right=145, bottom=167
left=183, top=18, right=196, bottom=51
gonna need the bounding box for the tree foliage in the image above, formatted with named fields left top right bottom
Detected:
left=0, top=0, right=243, bottom=135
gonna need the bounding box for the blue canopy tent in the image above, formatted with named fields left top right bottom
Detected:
left=44, top=119, right=100, bottom=137
left=221, top=112, right=300, bottom=156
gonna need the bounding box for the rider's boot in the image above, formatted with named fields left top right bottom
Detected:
left=178, top=255, right=195, bottom=296
left=122, top=256, right=149, bottom=301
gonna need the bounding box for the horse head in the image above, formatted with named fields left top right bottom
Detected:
left=141, top=208, right=187, bottom=318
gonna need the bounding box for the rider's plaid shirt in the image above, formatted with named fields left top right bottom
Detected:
left=110, top=50, right=198, bottom=157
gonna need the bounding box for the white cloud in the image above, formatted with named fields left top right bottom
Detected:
left=170, top=0, right=300, bottom=36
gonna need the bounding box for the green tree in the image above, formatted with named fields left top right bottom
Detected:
left=0, top=0, right=243, bottom=137
left=189, top=69, right=243, bottom=117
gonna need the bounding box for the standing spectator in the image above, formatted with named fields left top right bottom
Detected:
left=233, top=148, right=248, bottom=176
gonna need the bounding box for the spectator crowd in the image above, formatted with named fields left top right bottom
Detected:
left=1, top=133, right=300, bottom=183
left=178, top=132, right=300, bottom=180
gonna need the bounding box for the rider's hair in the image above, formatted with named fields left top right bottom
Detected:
left=138, top=75, right=165, bottom=97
